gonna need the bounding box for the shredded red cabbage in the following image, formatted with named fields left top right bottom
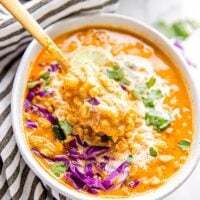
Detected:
left=24, top=99, right=31, bottom=112
left=67, top=148, right=84, bottom=160
left=85, top=163, right=93, bottom=178
left=53, top=156, right=70, bottom=166
left=74, top=135, right=88, bottom=147
left=98, top=162, right=106, bottom=170
left=37, top=90, right=54, bottom=97
left=32, top=136, right=130, bottom=194
left=84, top=146, right=110, bottom=159
left=86, top=97, right=100, bottom=105
left=48, top=63, right=61, bottom=72
left=129, top=179, right=140, bottom=188
left=65, top=173, right=85, bottom=189
left=102, top=161, right=130, bottom=189
left=69, top=139, right=78, bottom=149
left=26, top=119, right=38, bottom=129
left=35, top=105, right=57, bottom=125
left=26, top=89, right=35, bottom=101
left=87, top=188, right=98, bottom=194
left=120, top=84, right=127, bottom=91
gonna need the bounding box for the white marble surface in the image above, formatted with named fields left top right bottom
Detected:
left=117, top=0, right=200, bottom=199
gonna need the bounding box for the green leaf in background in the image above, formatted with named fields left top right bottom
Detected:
left=51, top=161, right=68, bottom=177
left=145, top=108, right=172, bottom=131
left=178, top=140, right=190, bottom=151
left=157, top=19, right=200, bottom=39
left=149, top=147, right=157, bottom=157
left=127, top=154, right=134, bottom=163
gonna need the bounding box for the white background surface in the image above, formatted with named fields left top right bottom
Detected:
left=117, top=0, right=200, bottom=199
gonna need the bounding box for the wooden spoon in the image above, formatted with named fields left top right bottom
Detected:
left=0, top=0, right=70, bottom=71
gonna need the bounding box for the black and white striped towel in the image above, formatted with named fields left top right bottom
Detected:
left=0, top=0, right=119, bottom=199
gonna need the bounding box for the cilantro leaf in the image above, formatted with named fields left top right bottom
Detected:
left=146, top=77, right=156, bottom=89
left=59, top=119, right=73, bottom=137
left=120, top=77, right=131, bottom=86
left=51, top=161, right=68, bottom=177
left=127, top=155, right=134, bottom=163
left=107, top=63, right=130, bottom=86
left=132, top=83, right=147, bottom=100
left=145, top=109, right=172, bottom=131
left=149, top=147, right=157, bottom=157
left=41, top=72, right=50, bottom=80
left=178, top=140, right=190, bottom=151
left=148, top=89, right=163, bottom=100
left=52, top=125, right=66, bottom=140
left=107, top=68, right=124, bottom=81
left=143, top=89, right=163, bottom=108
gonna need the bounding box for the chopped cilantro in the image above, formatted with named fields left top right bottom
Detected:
left=178, top=140, right=190, bottom=151
left=143, top=98, right=154, bottom=108
left=127, top=155, right=134, bottom=163
left=149, top=147, right=157, bottom=157
left=107, top=63, right=130, bottom=86
left=59, top=119, right=73, bottom=137
left=143, top=89, right=163, bottom=108
left=107, top=68, right=123, bottom=80
left=120, top=77, right=131, bottom=86
left=27, top=81, right=40, bottom=89
left=52, top=125, right=66, bottom=140
left=146, top=77, right=156, bottom=88
left=41, top=72, right=50, bottom=80
left=51, top=161, right=68, bottom=177
left=145, top=108, right=172, bottom=131
left=132, top=83, right=147, bottom=100
left=148, top=89, right=163, bottom=100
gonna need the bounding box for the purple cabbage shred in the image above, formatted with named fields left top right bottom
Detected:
left=86, top=97, right=100, bottom=105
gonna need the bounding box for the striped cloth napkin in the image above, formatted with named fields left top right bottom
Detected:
left=0, top=0, right=119, bottom=199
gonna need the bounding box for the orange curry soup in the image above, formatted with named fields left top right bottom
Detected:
left=23, top=28, right=193, bottom=197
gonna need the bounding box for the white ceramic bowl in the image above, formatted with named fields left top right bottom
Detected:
left=11, top=13, right=200, bottom=200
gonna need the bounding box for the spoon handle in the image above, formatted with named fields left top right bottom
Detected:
left=0, top=0, right=70, bottom=71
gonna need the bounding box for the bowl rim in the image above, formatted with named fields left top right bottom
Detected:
left=11, top=13, right=200, bottom=200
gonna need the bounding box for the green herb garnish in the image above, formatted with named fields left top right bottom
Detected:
left=146, top=77, right=156, bottom=89
left=127, top=155, right=134, bottom=163
left=51, top=161, right=68, bottom=177
left=107, top=63, right=130, bottom=86
left=58, top=119, right=73, bottom=137
left=132, top=83, right=147, bottom=100
left=27, top=81, right=40, bottom=89
left=143, top=89, right=163, bottom=108
left=41, top=72, right=50, bottom=80
left=101, top=135, right=112, bottom=142
left=149, top=147, right=157, bottom=157
left=145, top=109, right=172, bottom=131
left=52, top=125, right=66, bottom=140
left=178, top=140, right=190, bottom=151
